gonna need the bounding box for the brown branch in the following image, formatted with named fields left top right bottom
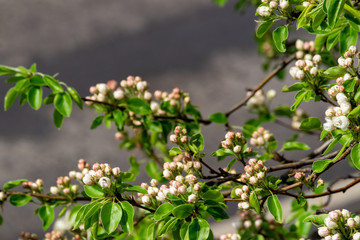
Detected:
left=224, top=54, right=296, bottom=117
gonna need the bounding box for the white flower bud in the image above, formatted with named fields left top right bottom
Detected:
left=295, top=70, right=305, bottom=80
left=235, top=188, right=243, bottom=197
left=141, top=195, right=151, bottom=205
left=338, top=57, right=346, bottom=68
left=345, top=58, right=353, bottom=67
left=342, top=209, right=351, bottom=219
left=249, top=176, right=258, bottom=185
left=188, top=194, right=197, bottom=203
left=96, top=83, right=108, bottom=95
left=144, top=91, right=152, bottom=101
left=279, top=0, right=289, bottom=9
left=170, top=134, right=177, bottom=143
left=163, top=169, right=173, bottom=179
left=242, top=202, right=250, bottom=210
left=349, top=45, right=357, bottom=55
left=113, top=89, right=125, bottom=100
left=269, top=1, right=278, bottom=9
left=266, top=89, right=276, bottom=100
left=310, top=67, right=318, bottom=76
left=141, top=183, right=149, bottom=190
left=348, top=218, right=356, bottom=228
left=50, top=186, right=59, bottom=195
left=257, top=6, right=272, bottom=17
left=344, top=73, right=352, bottom=81
left=336, top=93, right=348, bottom=104
left=329, top=211, right=340, bottom=221
left=295, top=40, right=304, bottom=51
left=98, top=177, right=111, bottom=189
left=324, top=217, right=338, bottom=229
left=244, top=220, right=252, bottom=229
left=169, top=186, right=178, bottom=196
left=255, top=219, right=262, bottom=229
left=303, top=1, right=310, bottom=7
left=0, top=192, right=6, bottom=201
left=296, top=51, right=304, bottom=59
left=353, top=232, right=360, bottom=240
left=313, top=54, right=322, bottom=64
left=97, top=93, right=106, bottom=102
left=82, top=174, right=94, bottom=185
left=150, top=179, right=159, bottom=187
left=332, top=233, right=341, bottom=240
left=340, top=102, right=351, bottom=115
left=112, top=167, right=121, bottom=178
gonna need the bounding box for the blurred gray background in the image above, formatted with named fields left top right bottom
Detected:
left=0, top=0, right=358, bottom=239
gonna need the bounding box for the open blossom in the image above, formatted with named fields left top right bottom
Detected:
left=332, top=116, right=350, bottom=131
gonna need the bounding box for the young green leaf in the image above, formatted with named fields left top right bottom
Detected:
left=201, top=190, right=224, bottom=202
left=323, top=66, right=347, bottom=78
left=127, top=97, right=152, bottom=115
left=249, top=191, right=260, bottom=213
left=67, top=86, right=83, bottom=109
left=43, top=75, right=63, bottom=92
left=100, top=202, right=122, bottom=233
left=27, top=86, right=42, bottom=110
left=53, top=109, right=65, bottom=129
left=172, top=204, right=194, bottom=219
left=267, top=195, right=282, bottom=222
left=113, top=110, right=127, bottom=130
left=154, top=202, right=174, bottom=221
left=147, top=222, right=156, bottom=240
left=303, top=214, right=327, bottom=226
left=256, top=20, right=274, bottom=38
left=350, top=143, right=360, bottom=170
left=54, top=92, right=72, bottom=117
left=84, top=185, right=105, bottom=199
left=197, top=218, right=211, bottom=240
left=39, top=205, right=54, bottom=230
left=9, top=194, right=32, bottom=207
left=209, top=112, right=228, bottom=124
left=312, top=159, right=332, bottom=173
left=90, top=115, right=104, bottom=129
left=4, top=87, right=20, bottom=111
left=299, top=117, right=321, bottom=130
left=120, top=201, right=134, bottom=233
left=207, top=206, right=229, bottom=221
left=3, top=179, right=27, bottom=191
left=326, top=0, right=345, bottom=28
left=282, top=142, right=310, bottom=151
left=272, top=26, right=288, bottom=53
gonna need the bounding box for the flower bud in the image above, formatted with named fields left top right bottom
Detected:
left=329, top=211, right=340, bottom=222
left=170, top=134, right=178, bottom=143
left=188, top=194, right=197, bottom=203
left=141, top=195, right=151, bottom=205
left=279, top=0, right=289, bottom=9
left=295, top=70, right=305, bottom=80
left=113, top=89, right=125, bottom=100
left=324, top=217, right=338, bottom=229
left=141, top=183, right=149, bottom=190
left=235, top=188, right=243, bottom=197
left=255, top=219, right=262, bottom=229
left=193, top=161, right=201, bottom=170
left=194, top=183, right=201, bottom=192
left=63, top=188, right=71, bottom=195
left=353, top=232, right=360, bottom=240
left=269, top=1, right=278, bottom=9
left=98, top=177, right=111, bottom=189
left=50, top=186, right=59, bottom=195
left=342, top=209, right=351, bottom=219
left=317, top=227, right=330, bottom=237
left=296, top=40, right=304, bottom=51
left=249, top=176, right=258, bottom=185
left=82, top=174, right=94, bottom=185
left=348, top=218, right=356, bottom=228
left=0, top=192, right=6, bottom=201
left=332, top=233, right=341, bottom=240
left=163, top=169, right=173, bottom=179
left=178, top=185, right=186, bottom=194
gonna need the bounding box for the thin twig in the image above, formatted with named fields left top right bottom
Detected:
left=224, top=54, right=296, bottom=117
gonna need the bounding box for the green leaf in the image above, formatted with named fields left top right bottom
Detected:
left=3, top=179, right=27, bottom=191
left=315, top=34, right=327, bottom=52
left=154, top=202, right=174, bottom=221
left=172, top=204, right=194, bottom=219
left=323, top=134, right=342, bottom=154
left=274, top=105, right=292, bottom=118
left=249, top=191, right=260, bottom=213
left=323, top=66, right=347, bottom=78
left=4, top=87, right=20, bottom=111
left=299, top=117, right=321, bottom=130
left=303, top=214, right=327, bottom=226
left=343, top=78, right=357, bottom=92
left=53, top=109, right=64, bottom=129
left=129, top=156, right=140, bottom=176
left=209, top=112, right=228, bottom=124
left=147, top=222, right=156, bottom=240
left=9, top=194, right=32, bottom=207
left=201, top=190, right=224, bottom=202
left=326, top=0, right=345, bottom=28
left=272, top=26, right=288, bottom=53
left=43, top=75, right=63, bottom=92
left=39, top=205, right=54, bottom=230
left=326, top=30, right=341, bottom=51
left=27, top=86, right=42, bottom=110
left=101, top=202, right=122, bottom=233
left=312, top=159, right=332, bottom=173
left=282, top=82, right=304, bottom=92
left=207, top=206, right=229, bottom=221
left=90, top=115, right=104, bottom=129
left=120, top=201, right=134, bottom=233
left=282, top=142, right=310, bottom=151
left=146, top=161, right=162, bottom=180
left=158, top=217, right=178, bottom=237
left=350, top=143, right=360, bottom=170
left=74, top=202, right=102, bottom=229
left=190, top=133, right=205, bottom=152
left=340, top=25, right=358, bottom=55
left=54, top=92, right=72, bottom=117
left=169, top=147, right=182, bottom=156
left=0, top=214, right=3, bottom=226
left=256, top=20, right=274, bottom=38
left=84, top=185, right=105, bottom=199
left=127, top=97, right=152, bottom=115
left=267, top=195, right=282, bottom=222
left=113, top=110, right=127, bottom=130
left=67, top=86, right=83, bottom=109
left=0, top=65, right=18, bottom=75
left=29, top=76, right=45, bottom=86
left=213, top=0, right=227, bottom=7
left=197, top=218, right=211, bottom=240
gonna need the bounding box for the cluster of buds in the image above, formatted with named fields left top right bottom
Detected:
left=323, top=93, right=351, bottom=131
left=152, top=87, right=191, bottom=115
left=169, top=125, right=188, bottom=144
left=221, top=131, right=246, bottom=153
left=50, top=175, right=78, bottom=197
left=256, top=0, right=290, bottom=18
left=219, top=233, right=240, bottom=240
left=18, top=232, right=38, bottom=240
left=138, top=174, right=202, bottom=206
left=86, top=77, right=151, bottom=104
left=235, top=159, right=267, bottom=210
left=44, top=231, right=65, bottom=240
left=289, top=40, right=320, bottom=80
left=21, top=179, right=43, bottom=193
left=246, top=90, right=276, bottom=113
left=291, top=108, right=308, bottom=130
left=163, top=156, right=202, bottom=179
left=233, top=211, right=263, bottom=231
left=79, top=159, right=121, bottom=190
left=338, top=46, right=358, bottom=69
left=317, top=209, right=360, bottom=239
left=249, top=127, right=274, bottom=147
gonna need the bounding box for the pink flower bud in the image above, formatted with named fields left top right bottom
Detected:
left=150, top=179, right=159, bottom=187
left=180, top=136, right=188, bottom=143
left=188, top=194, right=197, bottom=203
left=169, top=186, right=178, bottom=196
left=112, top=167, right=121, bottom=178
left=295, top=60, right=306, bottom=69
left=324, top=217, right=338, bottom=229
left=170, top=134, right=178, bottom=143
left=241, top=193, right=249, bottom=200
left=225, top=131, right=235, bottom=140
left=249, top=176, right=258, bottom=185
left=178, top=185, right=186, bottom=194
left=242, top=185, right=249, bottom=192
left=63, top=188, right=71, bottom=195
left=318, top=227, right=330, bottom=237
left=113, top=89, right=125, bottom=100
left=194, top=183, right=201, bottom=192
left=89, top=86, right=97, bottom=94
left=233, top=145, right=241, bottom=154
left=329, top=211, right=340, bottom=221
left=249, top=138, right=258, bottom=146
left=169, top=162, right=177, bottom=171
left=295, top=70, right=305, bottom=80
left=257, top=172, right=265, bottom=180
left=193, top=161, right=201, bottom=170
left=75, top=172, right=83, bottom=180
left=163, top=169, right=173, bottom=179
left=257, top=137, right=264, bottom=145
left=185, top=174, right=197, bottom=184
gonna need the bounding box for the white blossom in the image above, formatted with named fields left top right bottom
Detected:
left=257, top=6, right=272, bottom=17
left=332, top=116, right=350, bottom=131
